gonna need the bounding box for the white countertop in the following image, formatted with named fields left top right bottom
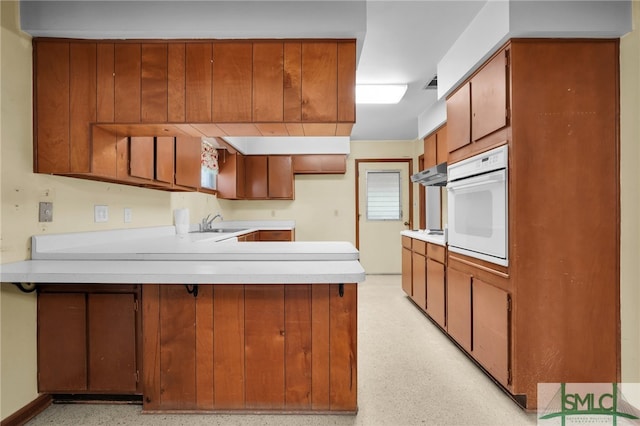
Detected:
left=400, top=230, right=446, bottom=246
left=0, top=259, right=364, bottom=284
left=0, top=222, right=365, bottom=284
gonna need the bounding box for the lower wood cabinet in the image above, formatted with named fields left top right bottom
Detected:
left=472, top=278, right=510, bottom=387
left=411, top=251, right=426, bottom=310
left=37, top=285, right=141, bottom=394
left=258, top=229, right=294, bottom=241
left=142, top=283, right=357, bottom=412
left=446, top=268, right=472, bottom=352
left=426, top=258, right=446, bottom=329
left=401, top=241, right=412, bottom=296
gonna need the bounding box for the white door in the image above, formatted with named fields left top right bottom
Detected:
left=357, top=161, right=411, bottom=274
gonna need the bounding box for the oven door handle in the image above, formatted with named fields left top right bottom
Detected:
left=447, top=170, right=505, bottom=191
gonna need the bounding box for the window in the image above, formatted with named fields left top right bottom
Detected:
left=366, top=170, right=401, bottom=220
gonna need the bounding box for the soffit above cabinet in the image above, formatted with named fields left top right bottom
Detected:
left=215, top=136, right=351, bottom=156
left=20, top=0, right=366, bottom=61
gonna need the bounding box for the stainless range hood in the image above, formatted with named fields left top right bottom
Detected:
left=410, top=162, right=447, bottom=186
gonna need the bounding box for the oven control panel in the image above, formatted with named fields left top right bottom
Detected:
left=447, top=145, right=508, bottom=181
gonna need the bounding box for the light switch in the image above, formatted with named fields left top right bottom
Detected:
left=94, top=205, right=109, bottom=223
left=124, top=208, right=132, bottom=223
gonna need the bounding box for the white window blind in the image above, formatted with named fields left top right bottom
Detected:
left=366, top=170, right=401, bottom=221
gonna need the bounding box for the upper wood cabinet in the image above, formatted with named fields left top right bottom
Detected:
left=33, top=38, right=356, bottom=189
left=213, top=42, right=253, bottom=122
left=423, top=124, right=448, bottom=169
left=267, top=156, right=294, bottom=199
left=292, top=155, right=346, bottom=174
left=114, top=43, right=141, bottom=123
left=446, top=49, right=509, bottom=162
left=141, top=43, right=168, bottom=123
left=244, top=155, right=293, bottom=200
left=253, top=42, right=284, bottom=122
left=301, top=42, right=337, bottom=122
left=185, top=43, right=213, bottom=122
left=217, top=151, right=246, bottom=200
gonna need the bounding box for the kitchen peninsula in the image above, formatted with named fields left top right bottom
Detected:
left=0, top=224, right=364, bottom=414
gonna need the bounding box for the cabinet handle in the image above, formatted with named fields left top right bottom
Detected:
left=339, top=283, right=344, bottom=297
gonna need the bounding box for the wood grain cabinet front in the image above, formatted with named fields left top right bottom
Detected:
left=142, top=284, right=357, bottom=413
left=244, top=155, right=294, bottom=200
left=446, top=49, right=509, bottom=162
left=37, top=285, right=141, bottom=394
left=33, top=38, right=356, bottom=190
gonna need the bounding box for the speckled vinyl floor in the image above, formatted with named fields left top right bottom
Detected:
left=27, top=275, right=537, bottom=426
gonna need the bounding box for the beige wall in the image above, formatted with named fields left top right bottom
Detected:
left=1, top=0, right=639, bottom=421
left=223, top=140, right=419, bottom=243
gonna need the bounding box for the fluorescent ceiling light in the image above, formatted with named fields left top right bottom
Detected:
left=356, top=84, right=408, bottom=104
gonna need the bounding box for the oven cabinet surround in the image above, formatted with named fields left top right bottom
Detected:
left=142, top=283, right=357, bottom=413
left=32, top=38, right=356, bottom=188
left=443, top=39, right=620, bottom=409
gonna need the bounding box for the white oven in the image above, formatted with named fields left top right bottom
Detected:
left=447, top=145, right=508, bottom=266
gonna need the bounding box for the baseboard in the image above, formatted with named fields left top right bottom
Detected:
left=1, top=394, right=52, bottom=426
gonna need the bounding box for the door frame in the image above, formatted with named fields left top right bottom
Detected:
left=355, top=158, right=414, bottom=250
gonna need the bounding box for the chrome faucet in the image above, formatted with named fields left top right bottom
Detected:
left=201, top=213, right=223, bottom=231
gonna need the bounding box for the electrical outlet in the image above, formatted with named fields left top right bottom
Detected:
left=124, top=208, right=132, bottom=223
left=94, top=205, right=109, bottom=223
left=39, top=202, right=53, bottom=222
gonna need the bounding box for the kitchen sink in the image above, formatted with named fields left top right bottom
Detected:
left=201, top=228, right=247, bottom=233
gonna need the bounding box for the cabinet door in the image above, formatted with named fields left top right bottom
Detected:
left=96, top=43, right=115, bottom=122
left=253, top=42, right=284, bottom=122
left=446, top=83, right=471, bottom=153
left=301, top=42, right=337, bottom=122
left=258, top=230, right=293, bottom=241
left=38, top=293, right=87, bottom=392
left=446, top=268, right=472, bottom=352
left=70, top=42, right=97, bottom=173
left=213, top=42, right=252, bottom=122
left=245, top=285, right=286, bottom=409
left=401, top=247, right=412, bottom=296
left=141, top=43, right=168, bottom=123
left=471, top=50, right=508, bottom=142
left=245, top=156, right=268, bottom=199
left=185, top=43, right=212, bottom=122
left=268, top=156, right=293, bottom=199
left=472, top=279, right=510, bottom=386
left=168, top=43, right=186, bottom=122
left=35, top=41, right=70, bottom=174
left=283, top=42, right=302, bottom=122
left=114, top=44, right=141, bottom=123
left=426, top=259, right=446, bottom=329
left=88, top=293, right=137, bottom=392
left=155, top=136, right=175, bottom=184
left=423, top=133, right=437, bottom=168
left=175, top=136, right=201, bottom=189
left=217, top=152, right=245, bottom=199
left=292, top=155, right=346, bottom=174
left=436, top=124, right=448, bottom=164
left=337, top=40, right=356, bottom=123
left=129, top=136, right=155, bottom=180
left=411, top=252, right=426, bottom=311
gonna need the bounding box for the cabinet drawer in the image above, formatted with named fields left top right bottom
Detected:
left=412, top=240, right=426, bottom=255
left=259, top=230, right=293, bottom=241
left=427, top=243, right=445, bottom=263
left=402, top=236, right=412, bottom=249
